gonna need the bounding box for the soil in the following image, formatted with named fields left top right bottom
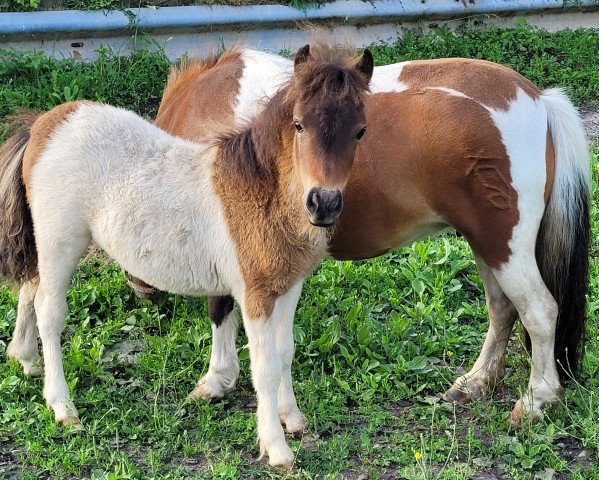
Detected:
left=581, top=107, right=599, bottom=143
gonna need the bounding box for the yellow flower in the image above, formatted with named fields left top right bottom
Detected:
left=447, top=351, right=453, bottom=357
left=414, top=451, right=422, bottom=461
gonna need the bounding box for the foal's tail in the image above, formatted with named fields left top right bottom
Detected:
left=536, top=88, right=591, bottom=381
left=0, top=113, right=38, bottom=283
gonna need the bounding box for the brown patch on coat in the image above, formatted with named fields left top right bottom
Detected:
left=331, top=89, right=520, bottom=269
left=399, top=58, right=540, bottom=110
left=22, top=101, right=91, bottom=200
left=155, top=50, right=244, bottom=140
left=212, top=93, right=328, bottom=319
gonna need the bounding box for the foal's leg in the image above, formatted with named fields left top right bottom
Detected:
left=492, top=254, right=563, bottom=426
left=190, top=296, right=240, bottom=400
left=35, top=236, right=90, bottom=426
left=444, top=256, right=517, bottom=403
left=241, top=286, right=303, bottom=468
left=275, top=282, right=307, bottom=434
left=6, top=278, right=42, bottom=376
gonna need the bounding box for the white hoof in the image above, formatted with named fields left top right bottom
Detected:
left=260, top=439, right=295, bottom=469
left=51, top=399, right=80, bottom=426
left=6, top=345, right=43, bottom=378
left=189, top=373, right=236, bottom=400
left=280, top=408, right=308, bottom=434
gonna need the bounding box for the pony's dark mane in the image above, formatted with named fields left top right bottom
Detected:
left=217, top=46, right=370, bottom=186
left=287, top=46, right=370, bottom=107
left=217, top=87, right=292, bottom=186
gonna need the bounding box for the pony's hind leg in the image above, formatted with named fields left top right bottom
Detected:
left=499, top=232, right=564, bottom=419
left=35, top=233, right=90, bottom=426
left=190, top=297, right=240, bottom=400
left=7, top=278, right=42, bottom=376
left=444, top=256, right=517, bottom=403
left=491, top=255, right=563, bottom=426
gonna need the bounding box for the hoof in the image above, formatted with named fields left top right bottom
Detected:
left=508, top=403, right=539, bottom=428
left=23, top=363, right=43, bottom=377
left=281, top=411, right=308, bottom=435
left=189, top=375, right=235, bottom=401
left=443, top=386, right=472, bottom=405
left=259, top=440, right=294, bottom=470
left=6, top=346, right=42, bottom=377
left=61, top=416, right=83, bottom=431
left=189, top=382, right=226, bottom=401
left=443, top=377, right=486, bottom=405
left=509, top=401, right=544, bottom=428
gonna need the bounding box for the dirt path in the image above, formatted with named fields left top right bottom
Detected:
left=582, top=107, right=599, bottom=143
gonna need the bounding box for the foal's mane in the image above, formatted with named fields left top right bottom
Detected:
left=217, top=45, right=370, bottom=187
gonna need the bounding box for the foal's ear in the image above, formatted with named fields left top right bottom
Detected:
left=355, top=49, right=374, bottom=83
left=294, top=44, right=312, bottom=70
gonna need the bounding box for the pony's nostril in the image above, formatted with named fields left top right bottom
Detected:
left=332, top=193, right=342, bottom=212
left=306, top=190, right=319, bottom=214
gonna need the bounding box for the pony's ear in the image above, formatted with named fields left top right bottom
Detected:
left=355, top=49, right=374, bottom=83
left=294, top=44, right=312, bottom=70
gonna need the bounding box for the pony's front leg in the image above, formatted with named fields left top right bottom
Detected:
left=241, top=289, right=297, bottom=469
left=276, top=282, right=307, bottom=434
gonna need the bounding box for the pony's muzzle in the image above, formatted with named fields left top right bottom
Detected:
left=306, top=187, right=343, bottom=227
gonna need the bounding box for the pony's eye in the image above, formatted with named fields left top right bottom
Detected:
left=356, top=127, right=366, bottom=140
left=293, top=121, right=303, bottom=132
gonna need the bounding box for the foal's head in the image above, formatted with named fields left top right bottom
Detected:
left=288, top=44, right=373, bottom=227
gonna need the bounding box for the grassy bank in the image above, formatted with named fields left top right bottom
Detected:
left=0, top=24, right=598, bottom=479
left=2, top=23, right=599, bottom=138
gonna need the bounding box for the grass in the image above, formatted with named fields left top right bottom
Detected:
left=0, top=24, right=599, bottom=479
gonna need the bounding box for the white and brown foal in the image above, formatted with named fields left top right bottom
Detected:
left=129, top=48, right=591, bottom=428
left=0, top=45, right=374, bottom=467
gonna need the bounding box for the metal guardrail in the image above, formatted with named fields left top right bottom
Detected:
left=1, top=0, right=598, bottom=59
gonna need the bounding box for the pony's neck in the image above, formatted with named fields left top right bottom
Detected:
left=217, top=87, right=304, bottom=215
left=214, top=89, right=323, bottom=245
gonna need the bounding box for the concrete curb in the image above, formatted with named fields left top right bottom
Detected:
left=1, top=0, right=598, bottom=59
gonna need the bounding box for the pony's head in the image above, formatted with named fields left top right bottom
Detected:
left=287, top=44, right=373, bottom=227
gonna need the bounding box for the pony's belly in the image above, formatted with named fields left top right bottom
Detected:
left=109, top=243, right=231, bottom=297
left=90, top=212, right=235, bottom=297
left=330, top=217, right=446, bottom=260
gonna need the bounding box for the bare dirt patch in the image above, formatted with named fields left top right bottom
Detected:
left=0, top=450, right=21, bottom=480
left=581, top=107, right=599, bottom=142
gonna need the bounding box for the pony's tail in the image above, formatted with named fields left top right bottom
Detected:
left=535, top=88, right=591, bottom=381
left=0, top=113, right=39, bottom=283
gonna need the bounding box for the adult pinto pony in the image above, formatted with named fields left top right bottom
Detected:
left=0, top=45, right=374, bottom=467
left=129, top=48, right=591, bottom=428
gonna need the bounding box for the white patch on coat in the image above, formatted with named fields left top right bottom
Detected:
left=487, top=89, right=563, bottom=417
left=369, top=61, right=410, bottom=94
left=236, top=50, right=293, bottom=126
left=427, top=86, right=472, bottom=100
